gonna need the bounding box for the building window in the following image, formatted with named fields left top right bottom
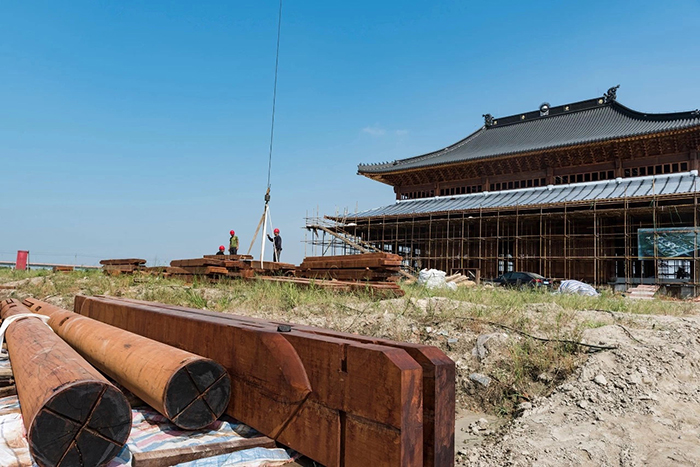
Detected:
left=681, top=162, right=689, bottom=171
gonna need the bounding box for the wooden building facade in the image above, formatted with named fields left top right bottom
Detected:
left=312, top=88, right=700, bottom=292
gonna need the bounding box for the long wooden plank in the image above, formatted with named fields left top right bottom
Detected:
left=203, top=254, right=254, bottom=260
left=131, top=435, right=275, bottom=467
left=75, top=296, right=424, bottom=467
left=111, top=297, right=454, bottom=467
left=100, top=258, right=147, bottom=265
left=170, top=258, right=226, bottom=267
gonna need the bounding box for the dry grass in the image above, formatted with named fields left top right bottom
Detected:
left=2, top=267, right=697, bottom=416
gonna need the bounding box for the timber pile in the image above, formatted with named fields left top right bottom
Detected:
left=168, top=256, right=295, bottom=280
left=100, top=258, right=147, bottom=275
left=75, top=295, right=456, bottom=467
left=297, top=252, right=402, bottom=282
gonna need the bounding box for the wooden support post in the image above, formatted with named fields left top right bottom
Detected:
left=0, top=299, right=131, bottom=467
left=22, top=298, right=231, bottom=430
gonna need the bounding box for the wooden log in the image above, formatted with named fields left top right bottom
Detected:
left=0, top=299, right=131, bottom=467
left=131, top=435, right=276, bottom=467
left=100, top=258, right=147, bottom=266
left=74, top=295, right=424, bottom=467
left=73, top=296, right=313, bottom=439
left=22, top=298, right=231, bottom=430
left=111, top=297, right=454, bottom=467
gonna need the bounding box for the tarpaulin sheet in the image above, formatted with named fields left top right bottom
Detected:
left=0, top=395, right=294, bottom=467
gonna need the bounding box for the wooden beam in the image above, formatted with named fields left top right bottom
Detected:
left=74, top=295, right=429, bottom=467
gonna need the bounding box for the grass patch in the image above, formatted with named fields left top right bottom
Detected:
left=2, top=268, right=698, bottom=417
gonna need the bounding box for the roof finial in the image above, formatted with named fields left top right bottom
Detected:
left=692, top=109, right=700, bottom=117
left=482, top=113, right=494, bottom=126
left=604, top=85, right=620, bottom=103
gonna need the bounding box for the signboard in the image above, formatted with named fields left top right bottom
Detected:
left=638, top=228, right=700, bottom=258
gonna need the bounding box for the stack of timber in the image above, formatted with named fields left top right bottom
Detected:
left=101, top=258, right=147, bottom=275
left=168, top=258, right=232, bottom=280
left=297, top=252, right=402, bottom=282
left=168, top=255, right=295, bottom=280
left=75, top=295, right=456, bottom=467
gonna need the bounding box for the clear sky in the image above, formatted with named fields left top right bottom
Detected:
left=1, top=0, right=699, bottom=266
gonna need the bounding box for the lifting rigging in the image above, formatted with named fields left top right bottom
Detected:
left=247, top=0, right=283, bottom=267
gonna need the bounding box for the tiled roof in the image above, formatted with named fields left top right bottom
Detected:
left=343, top=172, right=700, bottom=220
left=358, top=95, right=700, bottom=175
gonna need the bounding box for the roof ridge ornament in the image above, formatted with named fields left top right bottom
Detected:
left=603, top=85, right=620, bottom=103
left=482, top=113, right=494, bottom=126
left=691, top=109, right=700, bottom=117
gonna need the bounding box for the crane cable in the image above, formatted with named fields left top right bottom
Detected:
left=266, top=0, right=283, bottom=192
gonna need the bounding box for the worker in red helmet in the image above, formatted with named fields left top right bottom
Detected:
left=267, top=228, right=283, bottom=262
left=229, top=230, right=239, bottom=256
left=216, top=245, right=226, bottom=256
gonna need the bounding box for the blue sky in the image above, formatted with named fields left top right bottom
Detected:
left=1, top=0, right=699, bottom=266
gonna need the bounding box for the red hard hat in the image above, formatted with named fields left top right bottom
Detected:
left=230, top=230, right=235, bottom=236
left=274, top=228, right=280, bottom=234
left=219, top=245, right=225, bottom=251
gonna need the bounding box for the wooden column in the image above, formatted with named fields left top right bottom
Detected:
left=0, top=299, right=131, bottom=467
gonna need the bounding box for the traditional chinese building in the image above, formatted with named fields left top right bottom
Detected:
left=309, top=87, right=700, bottom=293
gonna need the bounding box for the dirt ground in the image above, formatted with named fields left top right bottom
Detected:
left=456, top=311, right=700, bottom=466
left=3, top=273, right=700, bottom=466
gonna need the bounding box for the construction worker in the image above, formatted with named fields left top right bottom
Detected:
left=229, top=230, right=239, bottom=255
left=267, top=228, right=282, bottom=262
left=216, top=245, right=226, bottom=256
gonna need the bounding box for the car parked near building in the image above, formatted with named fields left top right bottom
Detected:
left=492, top=272, right=552, bottom=288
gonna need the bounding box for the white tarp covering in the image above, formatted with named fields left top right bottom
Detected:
left=417, top=269, right=457, bottom=290
left=557, top=280, right=599, bottom=296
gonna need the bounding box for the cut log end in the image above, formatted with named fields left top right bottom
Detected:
left=29, top=382, right=131, bottom=467
left=164, top=359, right=231, bottom=430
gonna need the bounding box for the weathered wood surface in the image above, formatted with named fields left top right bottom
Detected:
left=75, top=295, right=427, bottom=467
left=73, top=296, right=313, bottom=442
left=0, top=299, right=132, bottom=467
left=203, top=254, right=254, bottom=260
left=170, top=258, right=229, bottom=267
left=109, top=297, right=454, bottom=467
left=23, top=298, right=231, bottom=430
left=168, top=266, right=229, bottom=276
left=131, top=435, right=276, bottom=467
left=297, top=268, right=399, bottom=281
left=100, top=258, right=147, bottom=266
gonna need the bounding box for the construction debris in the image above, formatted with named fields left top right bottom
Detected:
left=0, top=299, right=132, bottom=467
left=75, top=294, right=456, bottom=467
left=22, top=298, right=231, bottom=430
